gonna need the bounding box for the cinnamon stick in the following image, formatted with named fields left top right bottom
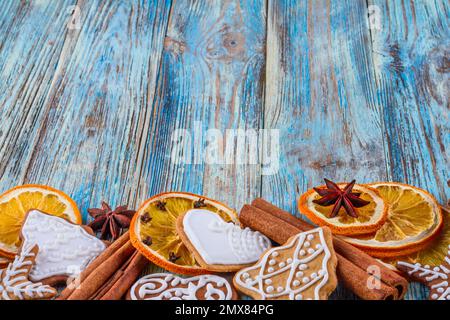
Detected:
left=251, top=198, right=408, bottom=298
left=240, top=204, right=399, bottom=300
left=337, top=255, right=397, bottom=300
left=90, top=270, right=125, bottom=300
left=58, top=231, right=130, bottom=300
left=66, top=240, right=135, bottom=300
left=251, top=198, right=314, bottom=231
left=100, top=252, right=148, bottom=300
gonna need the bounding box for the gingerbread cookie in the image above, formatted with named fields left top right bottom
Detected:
left=0, top=257, right=10, bottom=269
left=0, top=244, right=56, bottom=300
left=234, top=227, right=338, bottom=300
left=397, top=245, right=450, bottom=300
left=177, top=209, right=271, bottom=272
left=20, top=210, right=106, bottom=285
left=127, top=273, right=237, bottom=300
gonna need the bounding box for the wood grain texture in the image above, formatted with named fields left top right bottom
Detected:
left=0, top=0, right=78, bottom=186
left=369, top=0, right=449, bottom=299
left=369, top=0, right=449, bottom=200
left=2, top=0, right=172, bottom=215
left=136, top=0, right=266, bottom=209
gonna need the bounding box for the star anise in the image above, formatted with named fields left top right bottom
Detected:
left=312, top=179, right=370, bottom=218
left=88, top=201, right=136, bottom=240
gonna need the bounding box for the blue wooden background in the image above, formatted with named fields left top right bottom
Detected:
left=0, top=0, right=448, bottom=300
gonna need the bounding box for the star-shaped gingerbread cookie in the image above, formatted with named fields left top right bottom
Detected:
left=397, top=245, right=450, bottom=300
left=0, top=244, right=56, bottom=300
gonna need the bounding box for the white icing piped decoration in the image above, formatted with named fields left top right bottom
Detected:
left=183, top=209, right=271, bottom=265
left=0, top=245, right=55, bottom=300
left=21, top=210, right=106, bottom=281
left=130, top=273, right=233, bottom=300
left=235, top=228, right=333, bottom=300
left=397, top=245, right=450, bottom=300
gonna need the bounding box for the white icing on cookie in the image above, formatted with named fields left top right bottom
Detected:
left=130, top=273, right=233, bottom=300
left=21, top=210, right=106, bottom=281
left=183, top=209, right=271, bottom=265
left=0, top=245, right=55, bottom=300
left=234, top=228, right=333, bottom=300
left=398, top=245, right=450, bottom=300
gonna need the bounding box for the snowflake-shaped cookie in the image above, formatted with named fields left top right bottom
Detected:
left=0, top=245, right=56, bottom=300
left=397, top=245, right=450, bottom=300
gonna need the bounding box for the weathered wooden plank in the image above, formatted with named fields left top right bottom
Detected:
left=136, top=0, right=267, bottom=209
left=264, top=0, right=389, bottom=299
left=0, top=1, right=24, bottom=48
left=369, top=0, right=449, bottom=300
left=0, top=0, right=78, bottom=186
left=369, top=0, right=449, bottom=202
left=8, top=0, right=172, bottom=219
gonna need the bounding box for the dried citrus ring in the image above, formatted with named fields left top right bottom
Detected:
left=0, top=185, right=81, bottom=258
left=298, top=183, right=387, bottom=235
left=342, top=182, right=444, bottom=258
left=383, top=206, right=449, bottom=266
left=407, top=207, right=450, bottom=264
left=130, top=192, right=238, bottom=275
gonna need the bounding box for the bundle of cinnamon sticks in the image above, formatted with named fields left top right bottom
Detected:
left=58, top=231, right=148, bottom=300
left=240, top=198, right=408, bottom=300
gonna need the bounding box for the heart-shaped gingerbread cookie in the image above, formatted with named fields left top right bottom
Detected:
left=177, top=209, right=271, bottom=272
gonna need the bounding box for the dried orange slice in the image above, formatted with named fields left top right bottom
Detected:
left=298, top=183, right=387, bottom=235
left=384, top=206, right=450, bottom=266
left=342, top=182, right=444, bottom=258
left=130, top=192, right=238, bottom=275
left=0, top=185, right=81, bottom=258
